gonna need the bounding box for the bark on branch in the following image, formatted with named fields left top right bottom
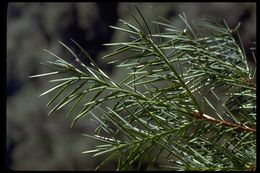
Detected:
left=190, top=111, right=256, bottom=133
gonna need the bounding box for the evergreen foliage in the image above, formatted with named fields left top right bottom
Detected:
left=29, top=11, right=256, bottom=171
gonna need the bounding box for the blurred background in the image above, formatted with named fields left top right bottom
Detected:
left=6, top=2, right=256, bottom=171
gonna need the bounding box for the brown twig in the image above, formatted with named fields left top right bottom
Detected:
left=243, top=76, right=256, bottom=91
left=190, top=111, right=256, bottom=133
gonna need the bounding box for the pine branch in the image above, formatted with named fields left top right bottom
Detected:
left=30, top=11, right=256, bottom=171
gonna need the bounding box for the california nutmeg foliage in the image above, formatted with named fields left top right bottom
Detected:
left=30, top=11, right=256, bottom=171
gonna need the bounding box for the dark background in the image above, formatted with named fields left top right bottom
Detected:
left=6, top=2, right=256, bottom=171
